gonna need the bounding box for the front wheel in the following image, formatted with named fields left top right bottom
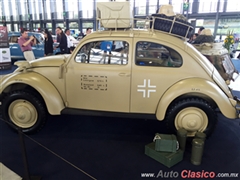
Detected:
left=1, top=90, right=47, bottom=134
left=165, top=98, right=217, bottom=137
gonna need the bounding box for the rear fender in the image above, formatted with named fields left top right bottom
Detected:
left=156, top=78, right=237, bottom=120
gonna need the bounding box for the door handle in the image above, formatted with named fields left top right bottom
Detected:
left=118, top=73, right=130, bottom=77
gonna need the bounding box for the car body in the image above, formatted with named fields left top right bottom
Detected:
left=1, top=27, right=240, bottom=137
left=8, top=32, right=60, bottom=60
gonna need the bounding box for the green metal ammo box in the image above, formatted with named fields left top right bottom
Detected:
left=153, top=133, right=179, bottom=152
left=145, top=142, right=184, bottom=168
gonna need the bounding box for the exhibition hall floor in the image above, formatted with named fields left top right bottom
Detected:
left=0, top=60, right=240, bottom=180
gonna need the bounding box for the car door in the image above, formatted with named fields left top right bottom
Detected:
left=65, top=38, right=132, bottom=112
left=9, top=35, right=24, bottom=60
left=130, top=38, right=184, bottom=113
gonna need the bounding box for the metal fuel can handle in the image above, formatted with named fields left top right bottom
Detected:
left=153, top=134, right=161, bottom=142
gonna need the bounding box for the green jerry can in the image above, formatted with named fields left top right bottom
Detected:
left=191, top=138, right=205, bottom=165
left=145, top=142, right=184, bottom=168
left=153, top=133, right=179, bottom=152
left=177, top=128, right=187, bottom=151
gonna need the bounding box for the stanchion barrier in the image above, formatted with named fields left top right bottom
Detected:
left=18, top=127, right=32, bottom=180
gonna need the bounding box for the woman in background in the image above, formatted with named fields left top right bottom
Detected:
left=43, top=29, right=54, bottom=56
left=54, top=26, right=68, bottom=54
left=188, top=33, right=199, bottom=44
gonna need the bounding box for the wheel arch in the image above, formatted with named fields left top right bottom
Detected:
left=156, top=78, right=237, bottom=120
left=1, top=72, right=64, bottom=115
left=165, top=97, right=218, bottom=137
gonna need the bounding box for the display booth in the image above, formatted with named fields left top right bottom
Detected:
left=0, top=26, right=11, bottom=70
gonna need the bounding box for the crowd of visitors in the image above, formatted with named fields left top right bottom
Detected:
left=18, top=27, right=92, bottom=59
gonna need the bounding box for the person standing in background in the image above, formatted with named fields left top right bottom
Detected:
left=77, top=31, right=83, bottom=40
left=188, top=33, right=199, bottom=44
left=54, top=26, right=68, bottom=54
left=198, top=26, right=205, bottom=35
left=43, top=29, right=54, bottom=56
left=83, top=28, right=92, bottom=38
left=18, top=28, right=36, bottom=61
left=65, top=29, right=75, bottom=54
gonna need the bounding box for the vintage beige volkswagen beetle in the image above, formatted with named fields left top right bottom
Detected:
left=0, top=2, right=239, bottom=136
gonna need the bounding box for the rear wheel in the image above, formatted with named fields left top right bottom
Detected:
left=1, top=90, right=47, bottom=134
left=165, top=98, right=217, bottom=137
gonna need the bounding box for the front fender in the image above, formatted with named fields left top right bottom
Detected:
left=156, top=78, right=237, bottom=120
left=0, top=72, right=65, bottom=115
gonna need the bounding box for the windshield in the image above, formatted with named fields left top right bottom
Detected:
left=28, top=32, right=44, bottom=44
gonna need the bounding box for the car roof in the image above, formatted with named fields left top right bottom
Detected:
left=8, top=32, right=20, bottom=36
left=8, top=31, right=43, bottom=36
left=84, top=29, right=186, bottom=50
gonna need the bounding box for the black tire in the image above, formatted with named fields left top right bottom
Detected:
left=165, top=98, right=217, bottom=137
left=1, top=90, right=47, bottom=134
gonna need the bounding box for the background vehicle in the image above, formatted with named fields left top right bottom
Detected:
left=8, top=32, right=60, bottom=61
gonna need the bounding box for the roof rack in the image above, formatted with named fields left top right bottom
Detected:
left=96, top=16, right=193, bottom=40
left=96, top=2, right=193, bottom=40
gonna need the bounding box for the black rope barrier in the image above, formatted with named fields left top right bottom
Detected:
left=18, top=127, right=43, bottom=180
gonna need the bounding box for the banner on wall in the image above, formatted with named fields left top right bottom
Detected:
left=0, top=26, right=11, bottom=69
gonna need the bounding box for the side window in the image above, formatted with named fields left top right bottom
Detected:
left=75, top=40, right=129, bottom=65
left=135, top=41, right=182, bottom=67
left=9, top=36, right=19, bottom=43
